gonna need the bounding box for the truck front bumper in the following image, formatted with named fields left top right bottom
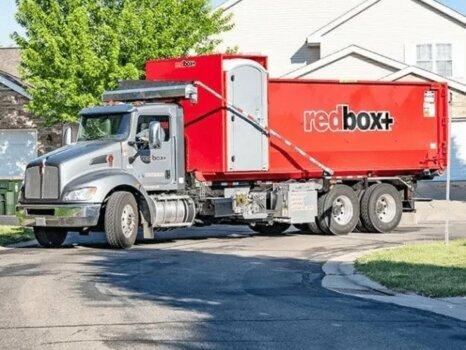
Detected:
left=18, top=204, right=101, bottom=228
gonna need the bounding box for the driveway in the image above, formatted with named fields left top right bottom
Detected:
left=0, top=224, right=465, bottom=349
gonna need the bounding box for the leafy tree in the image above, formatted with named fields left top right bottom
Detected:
left=14, top=0, right=232, bottom=125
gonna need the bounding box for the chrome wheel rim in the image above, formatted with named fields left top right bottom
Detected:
left=376, top=194, right=397, bottom=223
left=332, top=195, right=354, bottom=226
left=121, top=204, right=136, bottom=238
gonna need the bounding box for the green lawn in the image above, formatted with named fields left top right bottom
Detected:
left=355, top=240, right=466, bottom=298
left=0, top=226, right=35, bottom=247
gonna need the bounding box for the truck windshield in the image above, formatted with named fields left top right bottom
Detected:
left=77, top=113, right=131, bottom=142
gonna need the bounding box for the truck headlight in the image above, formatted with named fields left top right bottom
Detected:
left=63, top=187, right=97, bottom=202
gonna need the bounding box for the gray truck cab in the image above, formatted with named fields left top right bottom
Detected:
left=18, top=82, right=198, bottom=248
left=18, top=78, right=336, bottom=249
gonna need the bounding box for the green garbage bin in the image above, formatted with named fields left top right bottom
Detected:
left=0, top=194, right=5, bottom=216
left=0, top=180, right=22, bottom=216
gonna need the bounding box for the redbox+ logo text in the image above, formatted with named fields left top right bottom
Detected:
left=304, top=105, right=395, bottom=133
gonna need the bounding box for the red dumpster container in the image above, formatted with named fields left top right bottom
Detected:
left=146, top=54, right=448, bottom=183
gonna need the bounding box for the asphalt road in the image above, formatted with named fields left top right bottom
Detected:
left=0, top=224, right=465, bottom=349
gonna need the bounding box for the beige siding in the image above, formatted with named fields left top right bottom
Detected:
left=295, top=53, right=397, bottom=80
left=394, top=74, right=431, bottom=83
left=217, top=0, right=362, bottom=77
left=321, top=0, right=466, bottom=83
left=451, top=91, right=466, bottom=120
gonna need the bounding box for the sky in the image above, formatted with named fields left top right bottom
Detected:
left=1, top=0, right=466, bottom=46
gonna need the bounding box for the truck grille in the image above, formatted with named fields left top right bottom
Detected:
left=25, top=167, right=41, bottom=199
left=25, top=165, right=60, bottom=200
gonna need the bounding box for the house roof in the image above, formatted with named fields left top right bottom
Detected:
left=0, top=70, right=31, bottom=99
left=283, top=45, right=466, bottom=93
left=217, top=0, right=466, bottom=24
left=0, top=47, right=21, bottom=78
left=283, top=45, right=406, bottom=78
left=0, top=48, right=30, bottom=99
left=380, top=66, right=466, bottom=93
left=216, top=0, right=243, bottom=11
left=307, top=0, right=466, bottom=45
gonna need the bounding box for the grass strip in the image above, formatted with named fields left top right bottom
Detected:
left=355, top=240, right=466, bottom=298
left=0, top=226, right=35, bottom=247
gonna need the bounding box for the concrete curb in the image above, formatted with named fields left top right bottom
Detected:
left=0, top=239, right=37, bottom=251
left=322, top=250, right=466, bottom=322
left=9, top=239, right=38, bottom=248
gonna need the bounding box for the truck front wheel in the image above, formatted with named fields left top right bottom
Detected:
left=105, top=191, right=139, bottom=249
left=360, top=184, right=402, bottom=233
left=34, top=228, right=68, bottom=248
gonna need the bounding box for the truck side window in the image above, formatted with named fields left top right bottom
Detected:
left=136, top=116, right=170, bottom=149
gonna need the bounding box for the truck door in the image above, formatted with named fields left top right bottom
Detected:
left=128, top=112, right=176, bottom=191
left=226, top=59, right=269, bottom=172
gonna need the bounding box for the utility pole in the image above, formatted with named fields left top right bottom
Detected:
left=445, top=92, right=453, bottom=245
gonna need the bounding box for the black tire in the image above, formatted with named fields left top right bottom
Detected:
left=294, top=224, right=309, bottom=232
left=34, top=228, right=67, bottom=248
left=354, top=221, right=367, bottom=233
left=316, top=192, right=331, bottom=234
left=309, top=221, right=326, bottom=234
left=250, top=223, right=291, bottom=235
left=293, top=220, right=326, bottom=235
left=355, top=188, right=370, bottom=233
left=105, top=191, right=139, bottom=249
left=360, top=183, right=403, bottom=233
left=317, top=185, right=359, bottom=236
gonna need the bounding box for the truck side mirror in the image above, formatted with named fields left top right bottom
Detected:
left=149, top=121, right=164, bottom=149
left=62, top=126, right=74, bottom=146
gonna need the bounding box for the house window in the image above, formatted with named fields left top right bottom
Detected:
left=416, top=44, right=433, bottom=71
left=436, top=44, right=452, bottom=78
left=416, top=43, right=453, bottom=77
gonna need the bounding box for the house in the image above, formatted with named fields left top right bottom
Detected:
left=0, top=47, right=62, bottom=180
left=217, top=0, right=465, bottom=82
left=216, top=0, right=466, bottom=200
left=217, top=0, right=466, bottom=118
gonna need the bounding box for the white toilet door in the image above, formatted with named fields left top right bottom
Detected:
left=226, top=60, right=269, bottom=172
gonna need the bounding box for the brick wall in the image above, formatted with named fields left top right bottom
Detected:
left=0, top=83, right=62, bottom=155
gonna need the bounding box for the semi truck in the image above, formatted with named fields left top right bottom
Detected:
left=18, top=54, right=449, bottom=249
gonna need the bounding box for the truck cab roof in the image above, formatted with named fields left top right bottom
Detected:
left=79, top=102, right=181, bottom=116
left=80, top=104, right=135, bottom=115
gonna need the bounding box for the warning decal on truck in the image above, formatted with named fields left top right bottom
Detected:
left=423, top=91, right=436, bottom=118
left=304, top=105, right=395, bottom=133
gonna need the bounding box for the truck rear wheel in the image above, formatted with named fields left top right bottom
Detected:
left=294, top=221, right=325, bottom=235
left=296, top=194, right=331, bottom=235
left=355, top=188, right=369, bottom=233
left=309, top=221, right=326, bottom=234
left=294, top=224, right=308, bottom=232
left=360, top=184, right=402, bottom=233
left=34, top=228, right=68, bottom=248
left=317, top=185, right=359, bottom=236
left=250, top=223, right=290, bottom=235
left=105, top=191, right=139, bottom=249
